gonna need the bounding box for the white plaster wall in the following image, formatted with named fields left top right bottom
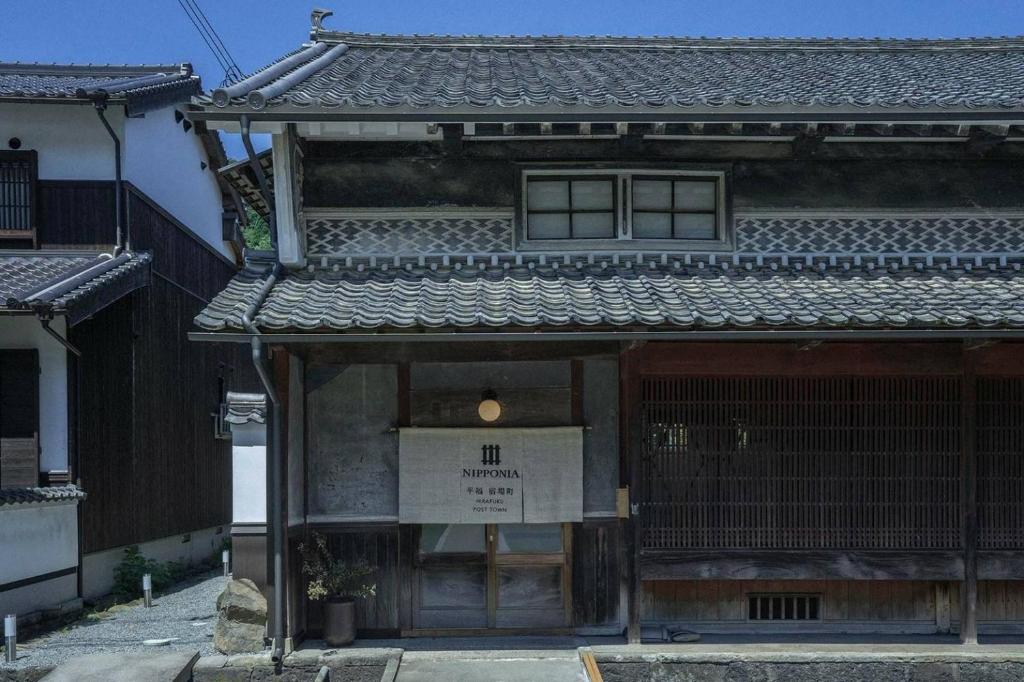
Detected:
left=0, top=574, right=78, bottom=618
left=0, top=502, right=78, bottom=583
left=232, top=422, right=266, bottom=524
left=81, top=524, right=226, bottom=600
left=0, top=103, right=123, bottom=180
left=0, top=501, right=79, bottom=616
left=0, top=316, right=68, bottom=471
left=0, top=101, right=230, bottom=258
left=123, top=107, right=231, bottom=258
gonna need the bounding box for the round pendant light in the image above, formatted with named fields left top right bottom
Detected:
left=478, top=389, right=501, bottom=423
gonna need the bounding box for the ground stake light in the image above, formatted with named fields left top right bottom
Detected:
left=4, top=614, right=15, bottom=663
left=222, top=549, right=230, bottom=577
left=143, top=573, right=153, bottom=608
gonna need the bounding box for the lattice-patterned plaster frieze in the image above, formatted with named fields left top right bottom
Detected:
left=305, top=209, right=514, bottom=257
left=305, top=209, right=1024, bottom=260
left=735, top=213, right=1024, bottom=255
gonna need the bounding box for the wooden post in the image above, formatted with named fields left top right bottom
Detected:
left=935, top=582, right=951, bottom=634
left=619, top=346, right=642, bottom=644
left=960, top=349, right=978, bottom=644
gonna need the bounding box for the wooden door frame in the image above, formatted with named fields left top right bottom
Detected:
left=486, top=522, right=573, bottom=628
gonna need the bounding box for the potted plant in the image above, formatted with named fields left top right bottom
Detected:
left=298, top=532, right=376, bottom=646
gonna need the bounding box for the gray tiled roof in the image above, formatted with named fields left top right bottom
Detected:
left=193, top=261, right=1024, bottom=332
left=0, top=63, right=199, bottom=114
left=1, top=251, right=151, bottom=321
left=224, top=391, right=267, bottom=425
left=198, top=32, right=1024, bottom=114
left=0, top=485, right=86, bottom=507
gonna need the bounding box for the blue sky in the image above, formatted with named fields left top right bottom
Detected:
left=5, top=1, right=1023, bottom=158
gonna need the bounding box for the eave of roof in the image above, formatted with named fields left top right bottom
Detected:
left=1, top=251, right=152, bottom=325
left=0, top=62, right=201, bottom=115
left=192, top=258, right=1024, bottom=336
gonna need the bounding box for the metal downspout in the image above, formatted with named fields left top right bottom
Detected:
left=239, top=115, right=278, bottom=249
left=39, top=315, right=82, bottom=357
left=91, top=98, right=126, bottom=254
left=240, top=263, right=284, bottom=662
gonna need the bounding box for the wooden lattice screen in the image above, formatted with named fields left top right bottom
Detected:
left=978, top=378, right=1024, bottom=550
left=0, top=151, right=36, bottom=237
left=640, top=376, right=963, bottom=551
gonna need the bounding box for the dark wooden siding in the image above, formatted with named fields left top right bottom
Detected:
left=304, top=527, right=402, bottom=635
left=75, top=298, right=135, bottom=549
left=74, top=187, right=251, bottom=554
left=36, top=180, right=117, bottom=248
left=304, top=141, right=1024, bottom=211
left=572, top=521, right=621, bottom=627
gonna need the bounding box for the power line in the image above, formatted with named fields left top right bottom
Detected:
left=176, top=0, right=244, bottom=86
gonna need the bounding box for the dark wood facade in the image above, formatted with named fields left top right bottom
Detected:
left=69, top=186, right=253, bottom=554
left=625, top=342, right=1024, bottom=636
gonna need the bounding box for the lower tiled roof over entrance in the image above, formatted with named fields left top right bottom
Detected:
left=194, top=257, right=1024, bottom=332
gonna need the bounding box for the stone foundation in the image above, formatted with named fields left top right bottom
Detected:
left=190, top=649, right=400, bottom=682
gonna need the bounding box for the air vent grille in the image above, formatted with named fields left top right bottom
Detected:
left=748, top=594, right=821, bottom=621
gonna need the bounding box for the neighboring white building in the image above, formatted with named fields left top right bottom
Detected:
left=0, top=62, right=248, bottom=621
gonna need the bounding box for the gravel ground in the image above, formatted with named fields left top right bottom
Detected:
left=2, top=571, right=227, bottom=671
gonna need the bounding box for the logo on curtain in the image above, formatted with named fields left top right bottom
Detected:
left=481, top=444, right=501, bottom=466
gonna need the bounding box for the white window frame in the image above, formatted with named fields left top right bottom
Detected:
left=519, top=168, right=730, bottom=251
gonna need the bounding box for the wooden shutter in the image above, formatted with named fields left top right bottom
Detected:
left=1, top=349, right=40, bottom=488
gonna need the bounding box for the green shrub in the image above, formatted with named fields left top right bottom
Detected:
left=111, top=546, right=192, bottom=598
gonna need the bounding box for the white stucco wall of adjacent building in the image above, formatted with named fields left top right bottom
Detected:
left=0, top=101, right=230, bottom=258
left=81, top=525, right=226, bottom=600
left=232, top=422, right=266, bottom=525
left=123, top=108, right=230, bottom=258
left=1, top=103, right=122, bottom=180
left=0, top=316, right=68, bottom=472
left=0, top=501, right=79, bottom=616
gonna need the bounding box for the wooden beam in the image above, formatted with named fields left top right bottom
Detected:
left=936, top=582, right=952, bottom=634
left=619, top=348, right=642, bottom=644
left=640, top=550, right=965, bottom=581
left=397, top=362, right=410, bottom=427
left=960, top=349, right=979, bottom=644
left=570, top=359, right=583, bottom=426
left=636, top=342, right=964, bottom=377
left=306, top=341, right=620, bottom=365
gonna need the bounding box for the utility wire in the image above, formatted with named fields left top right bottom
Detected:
left=176, top=0, right=244, bottom=86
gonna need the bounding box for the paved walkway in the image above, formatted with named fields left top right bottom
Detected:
left=2, top=571, right=225, bottom=672
left=395, top=651, right=587, bottom=682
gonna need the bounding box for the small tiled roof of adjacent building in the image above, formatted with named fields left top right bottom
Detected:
left=0, top=485, right=86, bottom=507
left=1, top=251, right=151, bottom=325
left=224, top=392, right=267, bottom=425
left=0, top=63, right=200, bottom=115
left=194, top=258, right=1024, bottom=333
left=197, top=17, right=1024, bottom=115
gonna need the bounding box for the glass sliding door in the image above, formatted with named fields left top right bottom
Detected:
left=492, top=523, right=571, bottom=628
left=414, top=523, right=572, bottom=631
left=414, top=524, right=488, bottom=628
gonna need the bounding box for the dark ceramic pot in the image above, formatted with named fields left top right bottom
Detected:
left=322, top=597, right=355, bottom=647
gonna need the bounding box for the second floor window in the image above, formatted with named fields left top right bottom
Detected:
left=0, top=151, right=37, bottom=238
left=522, top=169, right=726, bottom=248
left=526, top=176, right=617, bottom=239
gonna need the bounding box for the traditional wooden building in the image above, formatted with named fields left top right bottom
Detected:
left=0, top=62, right=251, bottom=618
left=190, top=12, right=1024, bottom=656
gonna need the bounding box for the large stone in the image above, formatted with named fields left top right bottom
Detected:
left=216, top=579, right=266, bottom=626
left=212, top=617, right=266, bottom=655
